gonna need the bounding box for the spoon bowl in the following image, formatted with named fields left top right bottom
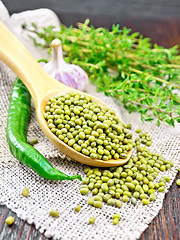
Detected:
left=0, top=21, right=132, bottom=167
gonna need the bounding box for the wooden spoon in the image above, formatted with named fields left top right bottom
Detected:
left=0, top=21, right=132, bottom=167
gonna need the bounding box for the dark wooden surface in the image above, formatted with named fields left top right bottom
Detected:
left=3, top=0, right=180, bottom=20
left=0, top=16, right=180, bottom=240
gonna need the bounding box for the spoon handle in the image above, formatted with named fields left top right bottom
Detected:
left=0, top=21, right=60, bottom=106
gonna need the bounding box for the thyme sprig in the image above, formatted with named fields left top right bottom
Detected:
left=22, top=20, right=180, bottom=126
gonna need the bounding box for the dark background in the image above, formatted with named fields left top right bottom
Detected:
left=2, top=0, right=180, bottom=49
left=2, top=0, right=180, bottom=27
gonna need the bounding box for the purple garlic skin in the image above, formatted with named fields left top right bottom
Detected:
left=43, top=39, right=89, bottom=91
left=55, top=64, right=89, bottom=91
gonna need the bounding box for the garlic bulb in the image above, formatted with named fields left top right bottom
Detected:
left=43, top=39, right=89, bottom=91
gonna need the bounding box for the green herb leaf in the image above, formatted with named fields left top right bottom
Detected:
left=22, top=20, right=180, bottom=126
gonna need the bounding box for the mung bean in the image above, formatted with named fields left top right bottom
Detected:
left=176, top=179, right=180, bottom=186
left=115, top=200, right=122, bottom=208
left=49, top=210, right=59, bottom=218
left=74, top=205, right=81, bottom=212
left=113, top=218, right=119, bottom=225
left=5, top=216, right=14, bottom=225
left=150, top=193, right=156, bottom=201
left=107, top=198, right=115, bottom=205
left=22, top=187, right=29, bottom=197
left=88, top=197, right=94, bottom=206
left=113, top=213, right=120, bottom=219
left=163, top=176, right=170, bottom=182
left=122, top=195, right=129, bottom=202
left=131, top=198, right=137, bottom=205
left=80, top=187, right=89, bottom=195
left=89, top=217, right=96, bottom=224
left=142, top=199, right=149, bottom=205
left=93, top=201, right=103, bottom=208
left=158, top=186, right=165, bottom=192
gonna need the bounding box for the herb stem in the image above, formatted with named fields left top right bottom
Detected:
left=130, top=67, right=180, bottom=89
left=128, top=101, right=175, bottom=117
left=106, top=90, right=178, bottom=118
left=22, top=21, right=180, bottom=126
left=166, top=64, right=180, bottom=69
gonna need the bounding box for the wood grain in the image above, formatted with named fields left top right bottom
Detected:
left=140, top=174, right=180, bottom=240
left=0, top=17, right=180, bottom=240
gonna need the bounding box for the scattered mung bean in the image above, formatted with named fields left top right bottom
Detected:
left=163, top=176, right=170, bottom=182
left=74, top=205, right=81, bottom=212
left=150, top=193, right=156, bottom=201
left=131, top=197, right=137, bottom=205
left=5, top=216, right=14, bottom=225
left=112, top=213, right=120, bottom=219
left=107, top=198, right=115, bottom=205
left=113, top=218, right=119, bottom=225
left=135, top=129, right=141, bottom=133
left=115, top=200, right=122, bottom=208
left=89, top=217, right=96, bottom=224
left=176, top=179, right=180, bottom=186
left=142, top=199, right=149, bottom=205
left=122, top=195, right=129, bottom=202
left=80, top=129, right=173, bottom=212
left=158, top=186, right=165, bottom=192
left=49, top=210, right=59, bottom=218
left=93, top=201, right=103, bottom=208
left=28, top=138, right=38, bottom=146
left=80, top=187, right=89, bottom=195
left=88, top=197, right=94, bottom=206
left=22, top=187, right=29, bottom=197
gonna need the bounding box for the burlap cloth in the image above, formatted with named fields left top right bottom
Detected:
left=0, top=2, right=179, bottom=239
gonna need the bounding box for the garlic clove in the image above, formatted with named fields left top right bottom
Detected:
left=43, top=39, right=89, bottom=91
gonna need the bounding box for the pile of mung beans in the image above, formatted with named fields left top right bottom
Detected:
left=44, top=92, right=133, bottom=160
left=44, top=92, right=178, bottom=225
left=80, top=128, right=174, bottom=211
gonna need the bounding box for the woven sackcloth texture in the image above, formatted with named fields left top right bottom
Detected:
left=0, top=3, right=180, bottom=240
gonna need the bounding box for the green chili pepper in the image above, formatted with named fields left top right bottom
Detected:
left=6, top=77, right=82, bottom=181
